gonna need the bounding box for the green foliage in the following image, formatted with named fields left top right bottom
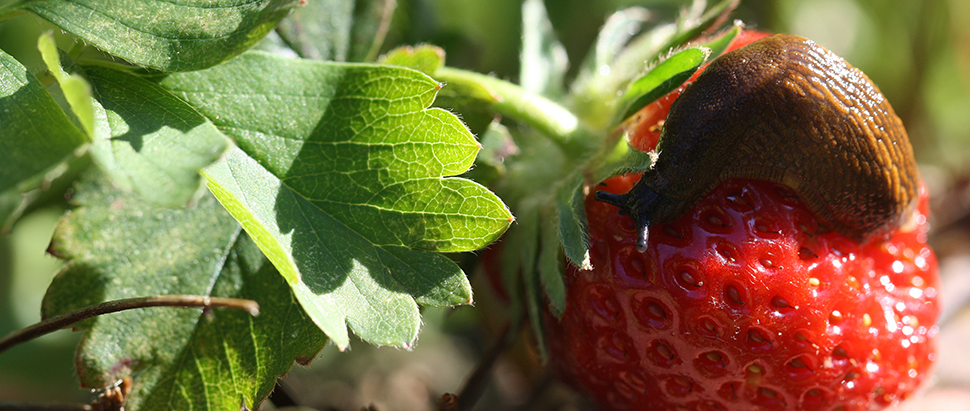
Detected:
left=0, top=46, right=86, bottom=226
left=381, top=44, right=446, bottom=75
left=0, top=0, right=512, bottom=406
left=43, top=173, right=328, bottom=409
left=520, top=0, right=568, bottom=99
left=568, top=0, right=739, bottom=129
left=616, top=46, right=710, bottom=123
left=158, top=53, right=510, bottom=348
left=6, top=0, right=959, bottom=408
left=277, top=0, right=394, bottom=62
left=84, top=66, right=231, bottom=206
left=37, top=33, right=95, bottom=137
left=25, top=0, right=302, bottom=71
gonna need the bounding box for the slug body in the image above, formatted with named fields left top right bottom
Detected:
left=597, top=34, right=919, bottom=252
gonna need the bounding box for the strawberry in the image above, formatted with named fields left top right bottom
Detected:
left=544, top=175, right=939, bottom=411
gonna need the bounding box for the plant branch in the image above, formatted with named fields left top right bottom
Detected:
left=454, top=323, right=515, bottom=411
left=434, top=67, right=580, bottom=145
left=0, top=295, right=259, bottom=355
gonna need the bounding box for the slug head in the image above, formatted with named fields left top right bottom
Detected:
left=594, top=182, right=664, bottom=253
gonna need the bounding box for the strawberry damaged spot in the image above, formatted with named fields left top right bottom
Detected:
left=546, top=177, right=939, bottom=411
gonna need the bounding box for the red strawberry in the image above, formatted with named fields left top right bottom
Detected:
left=545, top=175, right=939, bottom=410
left=626, top=29, right=770, bottom=152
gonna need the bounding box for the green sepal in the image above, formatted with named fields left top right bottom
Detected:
left=520, top=0, right=568, bottom=99
left=539, top=206, right=566, bottom=316
left=704, top=22, right=744, bottom=60
left=616, top=46, right=711, bottom=124
left=557, top=172, right=590, bottom=269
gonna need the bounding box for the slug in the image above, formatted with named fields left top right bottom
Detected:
left=596, top=34, right=919, bottom=252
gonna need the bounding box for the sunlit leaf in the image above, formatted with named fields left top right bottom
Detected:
left=382, top=44, right=446, bottom=76
left=158, top=52, right=511, bottom=348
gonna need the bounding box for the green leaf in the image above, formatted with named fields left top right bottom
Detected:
left=349, top=0, right=397, bottom=62
left=0, top=46, right=86, bottom=202
left=569, top=0, right=738, bottom=128
left=43, top=172, right=328, bottom=410
left=276, top=0, right=354, bottom=61
left=462, top=120, right=517, bottom=186
left=577, top=7, right=653, bottom=77
left=520, top=0, right=568, bottom=98
left=157, top=52, right=511, bottom=348
left=616, top=46, right=710, bottom=123
left=381, top=44, right=446, bottom=76
left=25, top=0, right=302, bottom=72
left=276, top=0, right=395, bottom=62
left=37, top=32, right=96, bottom=138
left=79, top=66, right=231, bottom=206
left=666, top=0, right=739, bottom=55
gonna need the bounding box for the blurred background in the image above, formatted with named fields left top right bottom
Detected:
left=2, top=0, right=970, bottom=409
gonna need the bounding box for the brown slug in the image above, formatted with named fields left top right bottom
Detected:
left=596, top=34, right=919, bottom=252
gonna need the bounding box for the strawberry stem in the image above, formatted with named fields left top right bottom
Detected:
left=434, top=67, right=589, bottom=153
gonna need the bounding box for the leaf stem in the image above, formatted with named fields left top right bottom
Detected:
left=434, top=67, right=580, bottom=145
left=0, top=295, right=260, bottom=355
left=0, top=1, right=28, bottom=23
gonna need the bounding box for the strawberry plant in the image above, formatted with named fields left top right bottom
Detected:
left=0, top=0, right=943, bottom=410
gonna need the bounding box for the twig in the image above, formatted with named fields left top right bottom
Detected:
left=0, top=295, right=259, bottom=355
left=440, top=322, right=517, bottom=411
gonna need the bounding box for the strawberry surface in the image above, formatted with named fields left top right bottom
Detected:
left=545, top=176, right=939, bottom=411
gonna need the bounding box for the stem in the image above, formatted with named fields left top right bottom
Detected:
left=434, top=67, right=580, bottom=145
left=361, top=0, right=396, bottom=62
left=453, top=323, right=516, bottom=411
left=0, top=295, right=259, bottom=355
left=0, top=1, right=28, bottom=23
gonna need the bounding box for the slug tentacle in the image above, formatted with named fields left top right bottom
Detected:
left=597, top=34, right=919, bottom=251
left=594, top=183, right=663, bottom=252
